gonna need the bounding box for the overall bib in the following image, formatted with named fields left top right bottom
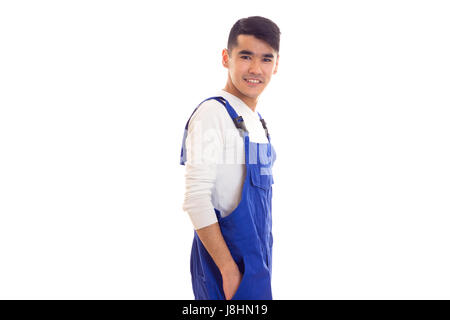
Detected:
left=180, top=96, right=276, bottom=300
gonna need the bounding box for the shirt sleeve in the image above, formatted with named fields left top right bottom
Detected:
left=182, top=100, right=226, bottom=230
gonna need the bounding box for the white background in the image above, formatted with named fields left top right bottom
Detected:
left=0, top=0, right=449, bottom=299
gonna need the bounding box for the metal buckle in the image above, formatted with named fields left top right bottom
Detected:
left=233, top=116, right=248, bottom=132
left=260, top=118, right=270, bottom=139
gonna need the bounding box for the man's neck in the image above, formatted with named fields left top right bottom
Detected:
left=222, top=85, right=258, bottom=112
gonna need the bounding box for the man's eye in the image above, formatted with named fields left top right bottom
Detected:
left=241, top=56, right=272, bottom=62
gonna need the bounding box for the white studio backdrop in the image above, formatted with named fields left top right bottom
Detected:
left=0, top=0, right=449, bottom=299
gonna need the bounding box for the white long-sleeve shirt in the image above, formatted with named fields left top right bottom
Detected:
left=182, top=89, right=269, bottom=230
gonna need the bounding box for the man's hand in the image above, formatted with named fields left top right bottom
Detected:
left=221, top=266, right=243, bottom=300
left=195, top=222, right=243, bottom=300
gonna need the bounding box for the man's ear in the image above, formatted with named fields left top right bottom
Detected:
left=273, top=54, right=279, bottom=75
left=222, top=48, right=230, bottom=68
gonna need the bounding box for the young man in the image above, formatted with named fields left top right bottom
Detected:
left=180, top=16, right=280, bottom=300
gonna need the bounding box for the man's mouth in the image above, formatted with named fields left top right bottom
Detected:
left=244, top=78, right=263, bottom=85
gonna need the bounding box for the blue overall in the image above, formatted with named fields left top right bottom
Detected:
left=180, top=96, right=276, bottom=300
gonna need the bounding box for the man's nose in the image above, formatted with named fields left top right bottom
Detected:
left=248, top=59, right=263, bottom=75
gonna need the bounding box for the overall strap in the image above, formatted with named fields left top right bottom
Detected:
left=180, top=96, right=250, bottom=165
left=180, top=96, right=271, bottom=166
left=215, top=97, right=271, bottom=144
left=213, top=97, right=251, bottom=166
left=257, top=111, right=271, bottom=142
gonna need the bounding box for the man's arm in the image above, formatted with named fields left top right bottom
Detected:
left=182, top=101, right=242, bottom=299
left=195, top=222, right=242, bottom=300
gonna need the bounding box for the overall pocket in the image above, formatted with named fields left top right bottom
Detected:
left=230, top=255, right=248, bottom=300
left=249, top=165, right=273, bottom=191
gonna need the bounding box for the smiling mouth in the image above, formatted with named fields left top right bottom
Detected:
left=244, top=78, right=263, bottom=85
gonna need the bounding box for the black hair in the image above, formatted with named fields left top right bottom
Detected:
left=227, top=16, right=281, bottom=56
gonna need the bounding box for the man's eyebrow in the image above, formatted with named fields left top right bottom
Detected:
left=237, top=50, right=274, bottom=58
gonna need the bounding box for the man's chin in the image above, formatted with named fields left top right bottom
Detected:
left=242, top=89, right=261, bottom=99
left=237, top=85, right=256, bottom=94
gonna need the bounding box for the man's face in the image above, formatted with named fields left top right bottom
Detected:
left=223, top=34, right=279, bottom=101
